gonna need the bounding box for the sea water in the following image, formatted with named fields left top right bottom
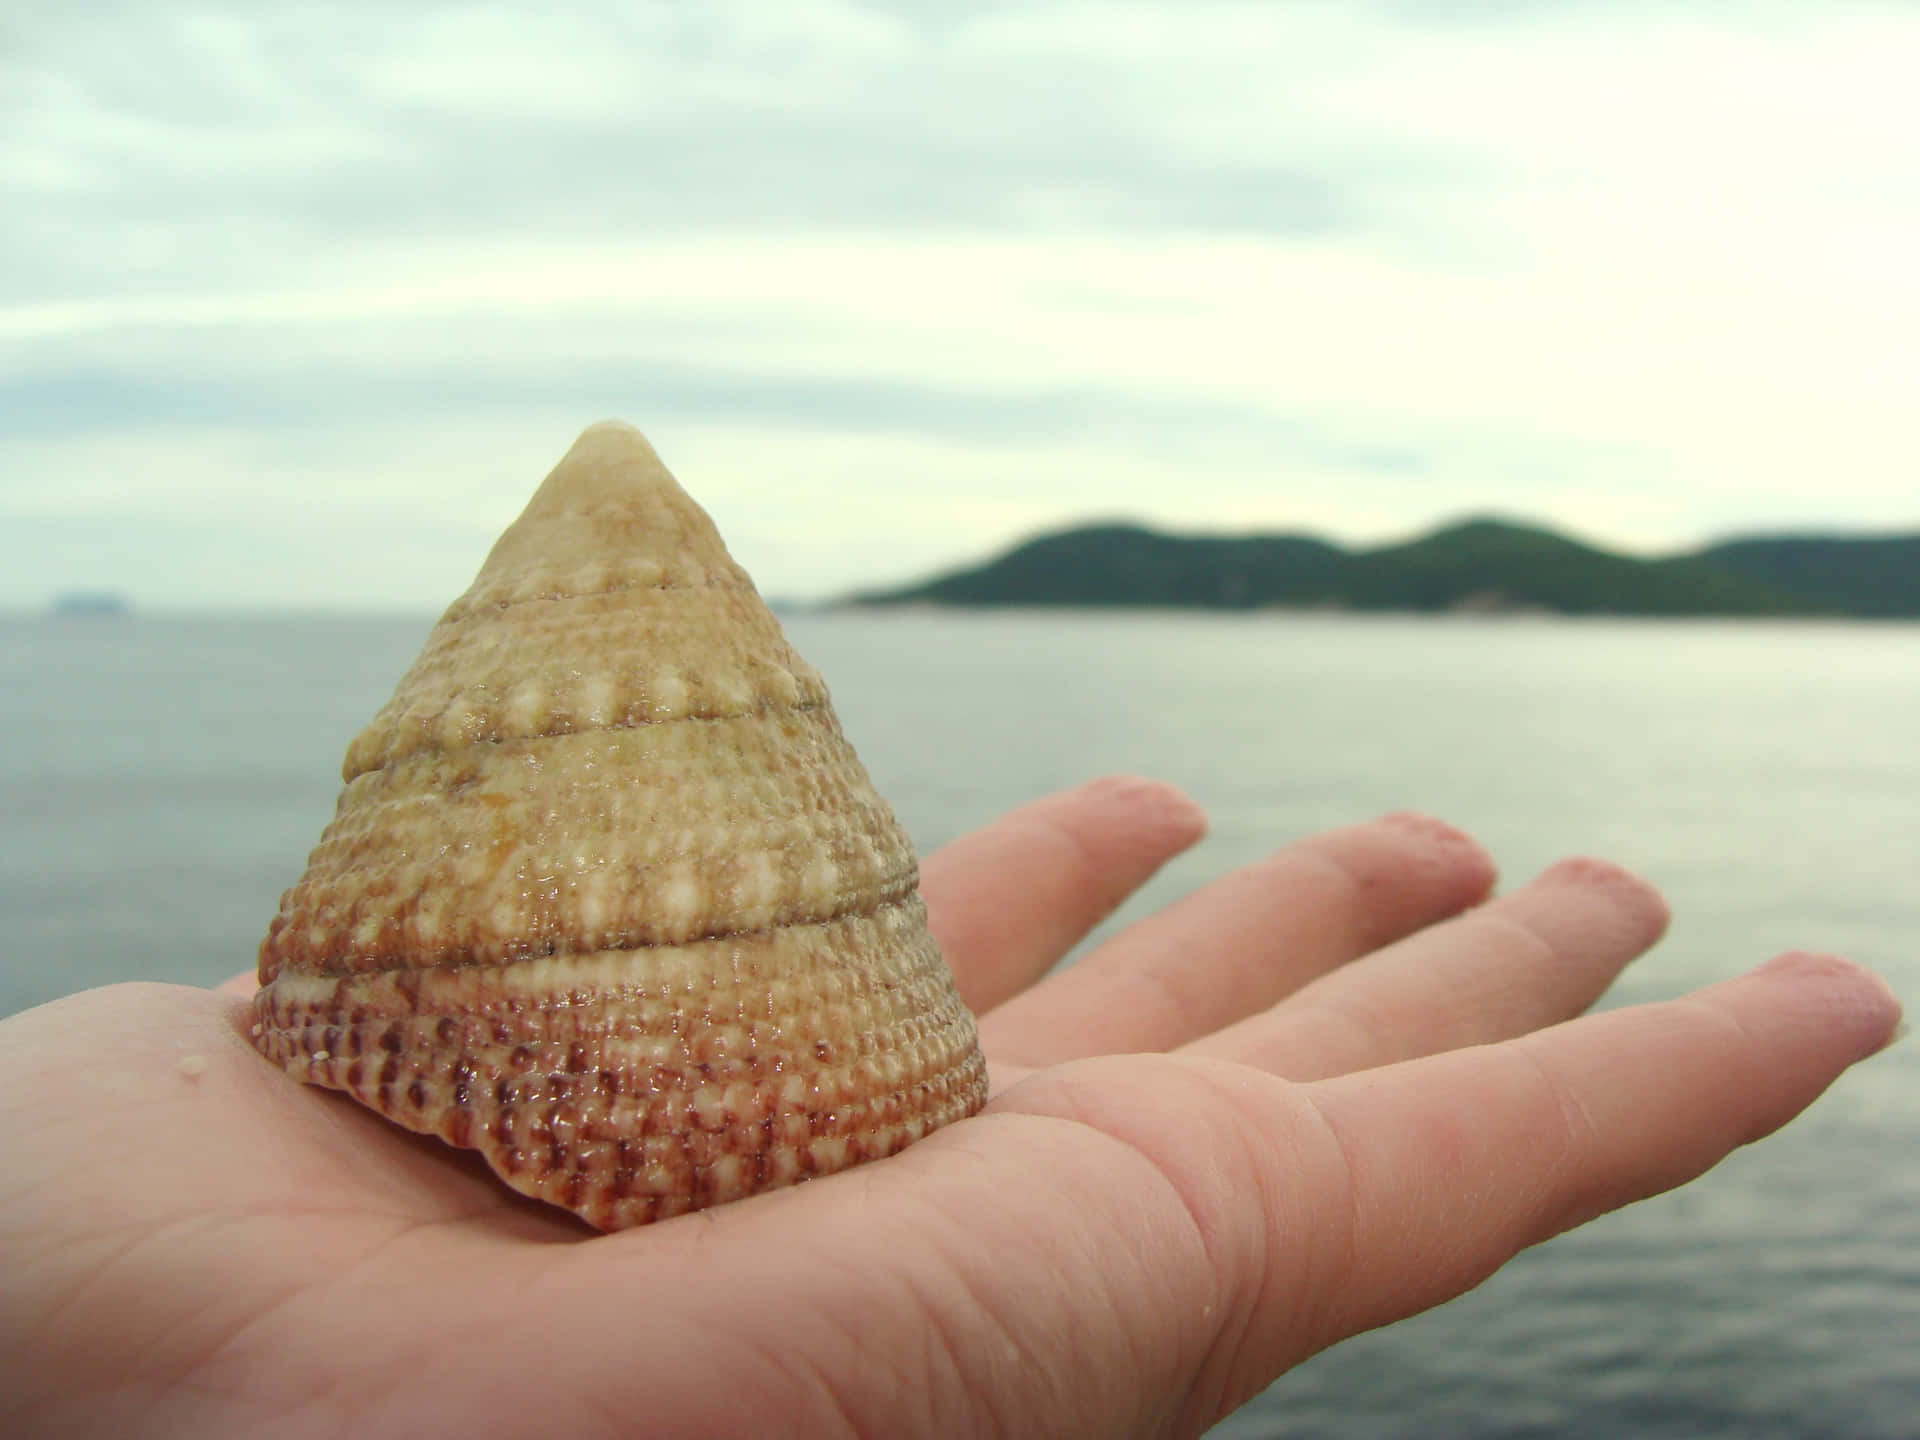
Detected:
left=2, top=611, right=1915, bottom=1436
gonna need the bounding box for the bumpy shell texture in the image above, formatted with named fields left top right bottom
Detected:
left=252, top=422, right=988, bottom=1229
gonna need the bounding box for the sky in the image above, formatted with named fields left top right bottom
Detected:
left=4, top=0, right=1918, bottom=610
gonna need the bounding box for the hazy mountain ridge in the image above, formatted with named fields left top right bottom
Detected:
left=851, top=518, right=1920, bottom=617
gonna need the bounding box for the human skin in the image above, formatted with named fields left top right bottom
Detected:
left=0, top=777, right=1901, bottom=1439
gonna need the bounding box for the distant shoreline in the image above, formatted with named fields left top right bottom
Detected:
left=48, top=591, right=132, bottom=618
left=818, top=601, right=1920, bottom=625
left=22, top=516, right=1918, bottom=621
left=847, top=517, right=1920, bottom=619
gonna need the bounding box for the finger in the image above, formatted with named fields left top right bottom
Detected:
left=980, top=811, right=1496, bottom=1066
left=214, top=970, right=257, bottom=998
left=1189, top=856, right=1669, bottom=1078
left=918, top=775, right=1208, bottom=1015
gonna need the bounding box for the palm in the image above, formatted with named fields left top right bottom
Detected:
left=2, top=779, right=1897, bottom=1439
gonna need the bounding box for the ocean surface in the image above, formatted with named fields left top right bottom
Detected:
left=2, top=610, right=1915, bottom=1437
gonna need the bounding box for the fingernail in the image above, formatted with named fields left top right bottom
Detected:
left=1090, top=775, right=1210, bottom=840
left=1533, top=857, right=1671, bottom=950
left=1760, top=952, right=1904, bottom=1061
left=1377, top=811, right=1498, bottom=894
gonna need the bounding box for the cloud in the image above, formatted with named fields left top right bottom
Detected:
left=0, top=346, right=1435, bottom=476
left=3, top=2, right=1918, bottom=607
left=2, top=1, right=1396, bottom=302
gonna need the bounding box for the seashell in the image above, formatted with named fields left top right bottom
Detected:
left=251, top=421, right=988, bottom=1229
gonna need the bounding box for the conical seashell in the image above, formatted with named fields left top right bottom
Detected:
left=251, top=422, right=987, bottom=1229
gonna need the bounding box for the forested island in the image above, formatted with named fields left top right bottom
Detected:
left=851, top=518, right=1920, bottom=618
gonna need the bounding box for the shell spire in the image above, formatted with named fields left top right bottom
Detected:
left=252, top=422, right=987, bottom=1229
left=453, top=421, right=743, bottom=622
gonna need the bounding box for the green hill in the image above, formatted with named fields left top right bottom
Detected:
left=866, top=523, right=1346, bottom=609
left=853, top=517, right=1918, bottom=617
left=1341, top=519, right=1802, bottom=615
left=1695, top=534, right=1920, bottom=618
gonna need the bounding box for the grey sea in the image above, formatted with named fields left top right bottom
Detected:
left=3, top=610, right=1916, bottom=1438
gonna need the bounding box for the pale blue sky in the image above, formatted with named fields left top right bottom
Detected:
left=4, top=1, right=1917, bottom=609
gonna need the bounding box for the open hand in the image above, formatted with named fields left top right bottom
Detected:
left=0, top=778, right=1898, bottom=1438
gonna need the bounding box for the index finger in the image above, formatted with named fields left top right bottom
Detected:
left=917, top=775, right=1209, bottom=1015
